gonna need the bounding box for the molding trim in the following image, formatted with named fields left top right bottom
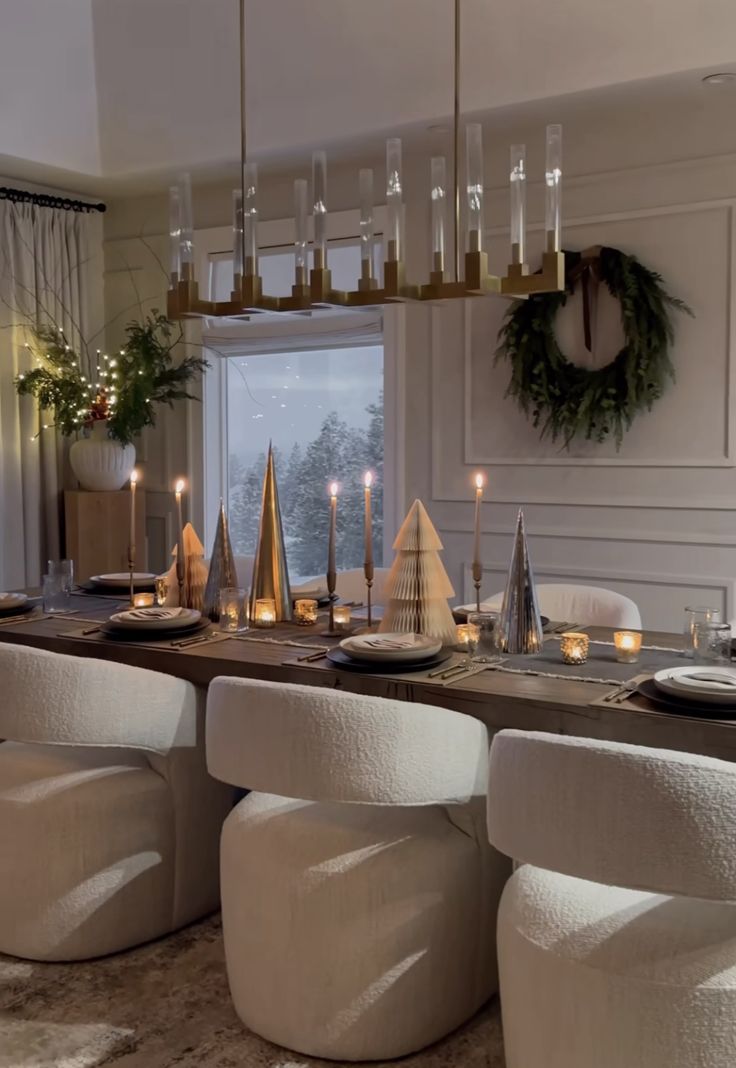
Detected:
left=439, top=521, right=736, bottom=549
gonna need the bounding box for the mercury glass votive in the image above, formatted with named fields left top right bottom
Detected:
left=254, top=598, right=276, bottom=628
left=294, top=598, right=318, bottom=626
left=332, top=605, right=352, bottom=632
left=560, top=632, right=589, bottom=665
left=456, top=622, right=480, bottom=655
left=133, top=592, right=155, bottom=608
left=155, top=576, right=168, bottom=606
left=614, top=630, right=642, bottom=664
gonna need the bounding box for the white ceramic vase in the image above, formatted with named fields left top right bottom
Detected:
left=69, top=420, right=135, bottom=492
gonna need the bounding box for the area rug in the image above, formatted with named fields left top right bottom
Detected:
left=0, top=915, right=505, bottom=1068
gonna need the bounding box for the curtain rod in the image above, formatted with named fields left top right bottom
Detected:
left=0, top=186, right=106, bottom=214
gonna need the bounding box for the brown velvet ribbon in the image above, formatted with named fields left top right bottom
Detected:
left=568, top=245, right=603, bottom=353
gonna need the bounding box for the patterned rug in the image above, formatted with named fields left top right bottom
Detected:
left=0, top=915, right=505, bottom=1067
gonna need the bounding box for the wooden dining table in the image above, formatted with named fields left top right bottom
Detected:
left=1, top=596, right=736, bottom=764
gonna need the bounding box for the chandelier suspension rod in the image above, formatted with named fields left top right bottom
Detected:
left=453, top=0, right=461, bottom=282
left=239, top=0, right=247, bottom=278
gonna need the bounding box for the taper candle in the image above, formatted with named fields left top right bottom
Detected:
left=129, top=469, right=138, bottom=551
left=472, top=473, right=484, bottom=609
left=327, top=482, right=338, bottom=580
left=363, top=472, right=373, bottom=572
left=174, top=478, right=186, bottom=600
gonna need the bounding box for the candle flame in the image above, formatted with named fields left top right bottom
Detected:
left=329, top=481, right=339, bottom=497
left=130, top=469, right=139, bottom=485
left=363, top=471, right=373, bottom=488
left=174, top=478, right=185, bottom=494
left=474, top=473, right=485, bottom=490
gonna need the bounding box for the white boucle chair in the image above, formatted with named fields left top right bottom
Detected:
left=487, top=729, right=736, bottom=1068
left=0, top=643, right=234, bottom=962
left=207, top=676, right=510, bottom=1061
left=482, top=583, right=642, bottom=628
left=335, top=566, right=391, bottom=604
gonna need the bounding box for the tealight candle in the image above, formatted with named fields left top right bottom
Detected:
left=332, top=605, right=352, bottom=631
left=254, top=598, right=276, bottom=628
left=614, top=630, right=642, bottom=664
left=456, top=622, right=480, bottom=652
left=560, top=632, right=589, bottom=665
left=133, top=592, right=155, bottom=608
left=294, top=598, right=318, bottom=625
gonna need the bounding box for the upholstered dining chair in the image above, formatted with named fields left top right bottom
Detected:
left=487, top=729, right=736, bottom=1068
left=0, top=642, right=234, bottom=962
left=482, top=583, right=642, bottom=628
left=207, top=677, right=510, bottom=1061
left=335, top=566, right=391, bottom=604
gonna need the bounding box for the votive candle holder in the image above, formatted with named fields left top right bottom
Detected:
left=133, top=592, right=155, bottom=608
left=254, top=598, right=277, bottom=628
left=294, top=598, right=318, bottom=625
left=332, top=605, right=352, bottom=632
left=560, top=632, right=589, bottom=665
left=456, top=622, right=480, bottom=653
left=614, top=630, right=642, bottom=664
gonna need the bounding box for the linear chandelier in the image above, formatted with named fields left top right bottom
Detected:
left=167, top=0, right=565, bottom=319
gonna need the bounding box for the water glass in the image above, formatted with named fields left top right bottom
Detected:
left=467, top=611, right=502, bottom=663
left=42, top=573, right=72, bottom=614
left=219, top=587, right=248, bottom=632
left=692, top=621, right=732, bottom=665
left=683, top=606, right=721, bottom=658
left=47, top=558, right=74, bottom=592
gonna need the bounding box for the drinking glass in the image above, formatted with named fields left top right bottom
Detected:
left=48, top=558, right=74, bottom=592
left=467, top=610, right=502, bottom=663
left=219, top=587, right=248, bottom=632
left=692, top=621, right=732, bottom=665
left=683, top=606, right=721, bottom=658
left=42, top=573, right=72, bottom=614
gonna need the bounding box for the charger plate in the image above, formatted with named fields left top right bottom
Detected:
left=636, top=677, right=736, bottom=719
left=0, top=599, right=36, bottom=619
left=100, top=618, right=210, bottom=642
left=326, top=648, right=452, bottom=674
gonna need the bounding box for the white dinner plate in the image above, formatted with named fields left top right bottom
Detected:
left=653, top=666, right=736, bottom=706
left=339, top=633, right=442, bottom=663
left=107, top=607, right=201, bottom=631
left=90, top=573, right=156, bottom=589
left=0, top=592, right=28, bottom=610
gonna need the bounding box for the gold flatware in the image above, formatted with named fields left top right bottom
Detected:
left=81, top=625, right=101, bottom=636
left=296, top=649, right=329, bottom=662
left=170, top=632, right=212, bottom=648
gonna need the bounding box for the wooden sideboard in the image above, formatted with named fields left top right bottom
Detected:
left=64, top=490, right=147, bottom=582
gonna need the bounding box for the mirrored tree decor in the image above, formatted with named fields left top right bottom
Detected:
left=499, top=510, right=543, bottom=654
left=203, top=499, right=238, bottom=621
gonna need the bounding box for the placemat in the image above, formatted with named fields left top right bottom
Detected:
left=56, top=624, right=233, bottom=653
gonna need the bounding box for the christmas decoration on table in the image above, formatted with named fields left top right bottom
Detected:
left=160, top=523, right=208, bottom=610
left=378, top=499, right=457, bottom=646
left=495, top=246, right=693, bottom=448
left=499, top=510, right=543, bottom=655
left=249, top=443, right=292, bottom=622
left=203, top=499, right=239, bottom=621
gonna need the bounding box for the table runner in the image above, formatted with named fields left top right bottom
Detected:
left=498, top=639, right=685, bottom=685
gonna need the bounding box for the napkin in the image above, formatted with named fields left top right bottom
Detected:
left=356, top=635, right=418, bottom=650
left=0, top=592, right=26, bottom=607
left=117, top=607, right=185, bottom=622
left=161, top=523, right=208, bottom=610
left=669, top=671, right=736, bottom=693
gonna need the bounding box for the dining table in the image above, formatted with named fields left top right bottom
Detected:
left=1, top=591, right=736, bottom=764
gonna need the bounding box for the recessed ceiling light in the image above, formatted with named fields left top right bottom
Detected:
left=702, top=72, right=736, bottom=86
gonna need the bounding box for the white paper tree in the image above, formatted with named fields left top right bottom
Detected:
left=379, top=499, right=457, bottom=645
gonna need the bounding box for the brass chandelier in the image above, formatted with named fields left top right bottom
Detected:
left=167, top=0, right=565, bottom=320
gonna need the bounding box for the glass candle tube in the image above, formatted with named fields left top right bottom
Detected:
left=177, top=172, right=194, bottom=272
left=294, top=598, right=319, bottom=625
left=466, top=123, right=484, bottom=253
left=560, top=632, right=589, bottom=665
left=545, top=124, right=562, bottom=253
left=243, top=162, right=258, bottom=276
left=312, top=150, right=327, bottom=270
left=220, top=587, right=247, bottom=632
left=359, top=168, right=374, bottom=283
left=332, top=605, right=352, bottom=631
left=231, top=188, right=243, bottom=282
left=294, top=178, right=309, bottom=286
left=430, top=156, right=447, bottom=274
left=254, top=598, right=276, bottom=628
left=456, top=622, right=480, bottom=655
left=614, top=630, right=642, bottom=664
left=168, top=185, right=181, bottom=282
left=133, top=592, right=155, bottom=608
left=386, top=137, right=403, bottom=262
left=509, top=145, right=527, bottom=265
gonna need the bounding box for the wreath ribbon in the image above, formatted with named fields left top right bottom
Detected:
left=568, top=245, right=602, bottom=353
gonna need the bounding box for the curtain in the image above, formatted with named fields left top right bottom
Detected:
left=0, top=201, right=97, bottom=589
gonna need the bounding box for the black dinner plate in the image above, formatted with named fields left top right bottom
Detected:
left=80, top=580, right=156, bottom=595
left=100, top=618, right=211, bottom=642
left=326, top=648, right=453, bottom=674
left=0, top=599, right=38, bottom=618
left=636, top=677, right=736, bottom=719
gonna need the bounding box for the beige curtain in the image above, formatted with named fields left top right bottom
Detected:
left=0, top=200, right=97, bottom=589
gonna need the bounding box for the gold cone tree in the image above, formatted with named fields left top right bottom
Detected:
left=379, top=499, right=457, bottom=645
left=249, top=443, right=292, bottom=621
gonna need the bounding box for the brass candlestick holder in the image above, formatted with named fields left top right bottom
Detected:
left=176, top=553, right=185, bottom=609
left=472, top=560, right=482, bottom=612
left=322, top=565, right=340, bottom=637
left=128, top=543, right=136, bottom=607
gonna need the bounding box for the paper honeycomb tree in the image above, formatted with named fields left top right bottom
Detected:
left=378, top=499, right=457, bottom=645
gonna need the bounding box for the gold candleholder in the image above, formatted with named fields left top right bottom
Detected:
left=294, top=599, right=318, bottom=625
left=254, top=598, right=276, bottom=628
left=614, top=630, right=642, bottom=664
left=133, top=592, right=155, bottom=608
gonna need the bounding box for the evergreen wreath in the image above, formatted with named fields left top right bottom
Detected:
left=495, top=245, right=693, bottom=448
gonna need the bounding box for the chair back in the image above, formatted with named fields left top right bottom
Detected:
left=0, top=642, right=197, bottom=753
left=484, top=583, right=641, bottom=628
left=335, top=567, right=391, bottom=605
left=207, top=676, right=488, bottom=805
left=488, top=729, right=736, bottom=901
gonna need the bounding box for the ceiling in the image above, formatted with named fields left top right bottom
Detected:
left=1, top=0, right=735, bottom=196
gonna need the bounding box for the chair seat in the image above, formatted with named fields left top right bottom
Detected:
left=499, top=864, right=736, bottom=1068
left=221, top=791, right=500, bottom=1061
left=0, top=742, right=175, bottom=961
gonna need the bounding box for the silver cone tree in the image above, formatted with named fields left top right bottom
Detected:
left=249, top=443, right=292, bottom=622
left=203, top=499, right=238, bottom=621
left=499, top=510, right=543, bottom=654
